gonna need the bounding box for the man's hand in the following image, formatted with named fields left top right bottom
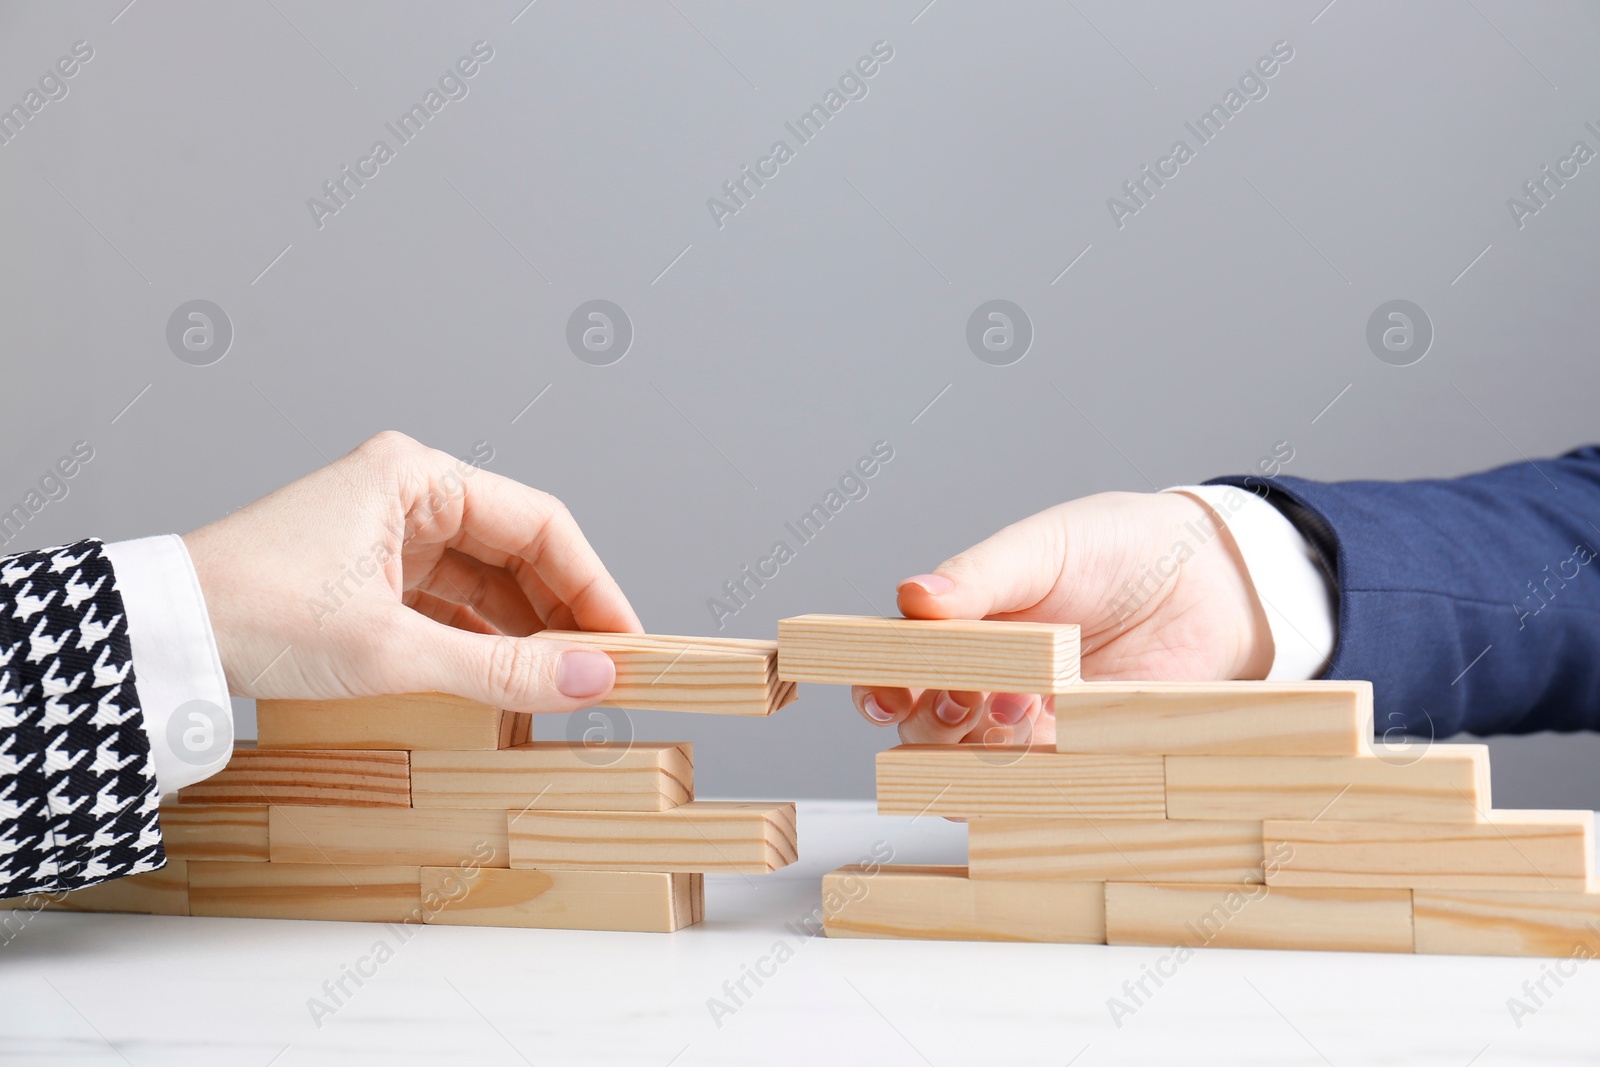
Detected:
left=852, top=490, right=1272, bottom=746
left=184, top=431, right=642, bottom=712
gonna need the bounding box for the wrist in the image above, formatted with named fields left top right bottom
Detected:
left=1164, top=490, right=1274, bottom=679
left=181, top=525, right=244, bottom=694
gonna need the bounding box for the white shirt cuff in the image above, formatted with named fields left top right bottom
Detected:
left=100, top=535, right=233, bottom=794
left=1163, top=486, right=1337, bottom=680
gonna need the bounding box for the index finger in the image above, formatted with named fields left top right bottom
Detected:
left=455, top=466, right=643, bottom=634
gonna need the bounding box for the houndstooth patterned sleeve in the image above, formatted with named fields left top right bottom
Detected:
left=0, top=538, right=164, bottom=896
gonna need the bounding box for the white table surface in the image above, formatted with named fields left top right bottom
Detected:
left=2, top=800, right=1597, bottom=1066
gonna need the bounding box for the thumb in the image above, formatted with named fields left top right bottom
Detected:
left=897, top=509, right=1067, bottom=621
left=381, top=611, right=617, bottom=712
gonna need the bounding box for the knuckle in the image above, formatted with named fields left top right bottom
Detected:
left=484, top=636, right=557, bottom=704
left=937, top=552, right=981, bottom=582
left=520, top=498, right=578, bottom=567
left=542, top=494, right=575, bottom=526
left=351, top=431, right=422, bottom=479
left=936, top=551, right=968, bottom=572
left=360, top=430, right=417, bottom=459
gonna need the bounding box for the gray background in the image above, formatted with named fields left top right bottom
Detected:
left=2, top=0, right=1597, bottom=804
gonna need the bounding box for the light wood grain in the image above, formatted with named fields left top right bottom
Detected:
left=1054, top=681, right=1373, bottom=755
left=187, top=861, right=421, bottom=922
left=159, top=803, right=270, bottom=862
left=821, top=864, right=1104, bottom=942
left=540, top=631, right=795, bottom=716
left=876, top=745, right=1164, bottom=818
left=421, top=866, right=702, bottom=932
left=411, top=742, right=693, bottom=811
left=176, top=744, right=410, bottom=807
left=968, top=818, right=1265, bottom=882
left=0, top=860, right=190, bottom=916
left=499, top=709, right=535, bottom=748
left=777, top=614, right=1080, bottom=693
left=269, top=806, right=510, bottom=867
left=1414, top=888, right=1600, bottom=957
left=1105, top=881, right=1414, bottom=953
left=1164, top=746, right=1490, bottom=823
left=256, top=692, right=531, bottom=750
left=507, top=801, right=796, bottom=873
left=1265, top=811, right=1595, bottom=891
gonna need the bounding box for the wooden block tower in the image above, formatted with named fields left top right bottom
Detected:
left=4, top=634, right=799, bottom=933
left=787, top=614, right=1600, bottom=958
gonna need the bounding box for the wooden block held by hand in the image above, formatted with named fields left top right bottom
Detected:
left=187, top=861, right=422, bottom=922
left=1164, top=746, right=1490, bottom=823
left=822, top=864, right=1105, bottom=943
left=176, top=744, right=410, bottom=808
left=507, top=801, right=796, bottom=873
left=421, top=866, right=702, bottom=932
left=539, top=631, right=796, bottom=716
left=0, top=860, right=190, bottom=916
left=411, top=742, right=692, bottom=811
left=1414, top=887, right=1600, bottom=956
left=1265, top=811, right=1595, bottom=891
left=777, top=614, right=1080, bottom=694
left=257, top=693, right=531, bottom=750
left=876, top=745, right=1164, bottom=818
left=269, top=806, right=511, bottom=867
left=1054, top=681, right=1373, bottom=756
left=1105, top=881, right=1414, bottom=953
left=968, top=818, right=1265, bottom=883
left=159, top=803, right=269, bottom=862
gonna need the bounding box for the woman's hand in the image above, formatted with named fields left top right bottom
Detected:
left=184, top=431, right=642, bottom=712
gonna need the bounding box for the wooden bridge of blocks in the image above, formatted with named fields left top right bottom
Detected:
left=2, top=632, right=798, bottom=933
left=786, top=615, right=1600, bottom=958
left=9, top=615, right=1600, bottom=956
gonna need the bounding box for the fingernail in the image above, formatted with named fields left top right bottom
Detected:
left=863, top=694, right=895, bottom=723
left=557, top=649, right=615, bottom=698
left=898, top=573, right=954, bottom=596
left=934, top=693, right=972, bottom=726
left=990, top=693, right=1034, bottom=726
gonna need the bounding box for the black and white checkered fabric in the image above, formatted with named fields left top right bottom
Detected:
left=0, top=539, right=163, bottom=896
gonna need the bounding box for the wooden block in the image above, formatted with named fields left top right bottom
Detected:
left=876, top=745, right=1164, bottom=818
left=500, top=710, right=535, bottom=747
left=176, top=744, right=410, bottom=808
left=1055, top=681, right=1373, bottom=755
left=539, top=631, right=794, bottom=716
left=968, top=818, right=1265, bottom=883
left=188, top=861, right=421, bottom=922
left=421, top=866, right=701, bottom=932
left=1265, top=811, right=1595, bottom=891
left=0, top=860, right=190, bottom=916
left=507, top=801, right=796, bottom=873
left=1164, top=745, right=1490, bottom=823
left=256, top=692, right=531, bottom=750
left=160, top=803, right=270, bottom=862
left=269, top=806, right=511, bottom=867
left=822, top=864, right=1104, bottom=943
left=411, top=742, right=692, bottom=811
left=777, top=614, right=1079, bottom=694
left=1105, top=881, right=1414, bottom=953
left=1414, top=888, right=1600, bottom=957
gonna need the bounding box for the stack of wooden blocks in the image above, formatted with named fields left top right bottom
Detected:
left=13, top=613, right=1600, bottom=957
left=782, top=615, right=1600, bottom=958
left=4, top=632, right=799, bottom=933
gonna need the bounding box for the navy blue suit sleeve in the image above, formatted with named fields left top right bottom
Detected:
left=1208, top=446, right=1600, bottom=739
